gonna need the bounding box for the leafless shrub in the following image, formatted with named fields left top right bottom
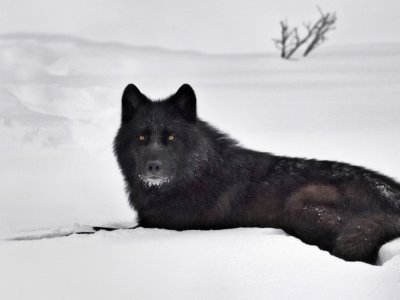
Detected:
left=273, top=7, right=337, bottom=59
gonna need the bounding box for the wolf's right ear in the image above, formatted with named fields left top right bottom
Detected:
left=121, top=84, right=149, bottom=122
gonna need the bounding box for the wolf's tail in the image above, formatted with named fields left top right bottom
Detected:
left=332, top=213, right=400, bottom=264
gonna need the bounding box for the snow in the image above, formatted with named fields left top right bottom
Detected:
left=1, top=34, right=400, bottom=299
left=1, top=229, right=400, bottom=300
left=378, top=238, right=400, bottom=265
left=138, top=175, right=171, bottom=188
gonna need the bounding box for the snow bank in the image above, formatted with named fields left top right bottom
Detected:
left=1, top=228, right=400, bottom=300
left=378, top=237, right=400, bottom=265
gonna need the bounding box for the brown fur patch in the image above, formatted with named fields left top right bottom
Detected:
left=289, top=184, right=340, bottom=207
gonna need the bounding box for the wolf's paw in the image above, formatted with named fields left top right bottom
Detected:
left=333, top=217, right=382, bottom=263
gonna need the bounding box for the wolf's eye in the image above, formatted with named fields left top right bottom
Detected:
left=168, top=135, right=175, bottom=141
left=139, top=135, right=145, bottom=141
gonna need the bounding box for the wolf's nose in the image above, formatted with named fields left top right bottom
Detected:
left=146, top=160, right=162, bottom=174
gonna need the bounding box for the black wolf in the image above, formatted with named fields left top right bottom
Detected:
left=114, top=84, right=400, bottom=264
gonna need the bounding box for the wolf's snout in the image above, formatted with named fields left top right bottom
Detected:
left=146, top=160, right=162, bottom=175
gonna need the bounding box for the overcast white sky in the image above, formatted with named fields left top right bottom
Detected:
left=0, top=0, right=399, bottom=53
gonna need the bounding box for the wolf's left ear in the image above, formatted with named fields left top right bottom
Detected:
left=171, top=84, right=197, bottom=122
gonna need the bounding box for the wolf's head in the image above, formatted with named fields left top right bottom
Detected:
left=114, top=84, right=214, bottom=190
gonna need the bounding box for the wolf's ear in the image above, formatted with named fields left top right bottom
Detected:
left=121, top=84, right=149, bottom=122
left=171, top=84, right=197, bottom=122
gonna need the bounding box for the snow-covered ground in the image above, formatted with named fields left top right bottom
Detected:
left=1, top=34, right=400, bottom=299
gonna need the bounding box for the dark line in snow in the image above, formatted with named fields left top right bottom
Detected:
left=7, top=225, right=140, bottom=241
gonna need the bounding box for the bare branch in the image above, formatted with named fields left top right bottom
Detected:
left=303, top=9, right=337, bottom=56
left=272, top=20, right=293, bottom=58
left=272, top=7, right=337, bottom=59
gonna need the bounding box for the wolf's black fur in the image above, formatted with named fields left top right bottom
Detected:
left=114, top=84, right=400, bottom=264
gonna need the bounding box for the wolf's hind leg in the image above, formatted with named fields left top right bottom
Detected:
left=333, top=214, right=400, bottom=264
left=285, top=184, right=344, bottom=250
left=285, top=202, right=343, bottom=250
